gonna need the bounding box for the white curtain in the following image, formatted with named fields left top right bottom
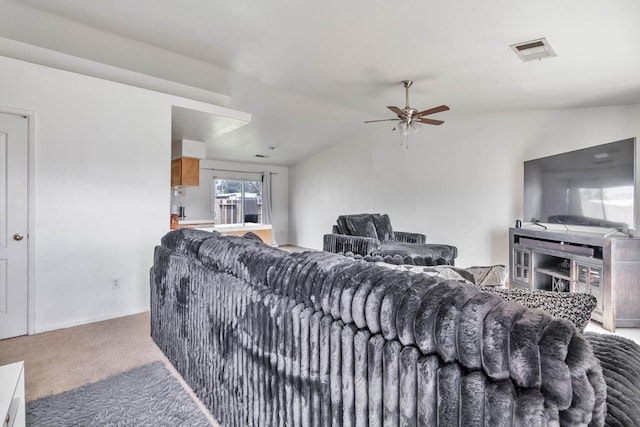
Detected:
left=263, top=172, right=278, bottom=246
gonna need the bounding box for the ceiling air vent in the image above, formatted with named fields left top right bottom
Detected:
left=510, top=38, right=557, bottom=62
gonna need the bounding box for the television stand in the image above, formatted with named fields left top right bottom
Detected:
left=509, top=227, right=640, bottom=331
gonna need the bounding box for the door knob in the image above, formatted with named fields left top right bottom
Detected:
left=13, top=233, right=24, bottom=241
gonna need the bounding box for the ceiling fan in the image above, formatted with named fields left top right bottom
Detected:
left=364, top=80, right=449, bottom=136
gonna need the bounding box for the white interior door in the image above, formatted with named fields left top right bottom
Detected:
left=0, top=113, right=29, bottom=339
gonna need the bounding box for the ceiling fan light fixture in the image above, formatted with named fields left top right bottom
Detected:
left=365, top=80, right=448, bottom=148
left=396, top=121, right=420, bottom=136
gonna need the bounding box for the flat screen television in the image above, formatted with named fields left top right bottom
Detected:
left=523, top=137, right=636, bottom=230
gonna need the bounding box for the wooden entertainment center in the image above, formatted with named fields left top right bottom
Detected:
left=509, top=227, right=640, bottom=331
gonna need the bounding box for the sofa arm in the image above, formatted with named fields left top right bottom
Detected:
left=393, top=231, right=426, bottom=244
left=323, top=233, right=380, bottom=256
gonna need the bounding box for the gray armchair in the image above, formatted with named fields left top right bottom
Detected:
left=323, top=213, right=458, bottom=265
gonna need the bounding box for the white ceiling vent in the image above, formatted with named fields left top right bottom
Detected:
left=510, top=38, right=557, bottom=62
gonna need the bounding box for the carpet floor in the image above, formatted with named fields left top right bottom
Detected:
left=0, top=312, right=218, bottom=425
left=0, top=312, right=167, bottom=401
left=27, top=361, right=211, bottom=426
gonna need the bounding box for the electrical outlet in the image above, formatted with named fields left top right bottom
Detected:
left=111, top=277, right=121, bottom=289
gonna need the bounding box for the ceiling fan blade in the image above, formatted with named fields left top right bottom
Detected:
left=387, top=106, right=406, bottom=117
left=416, top=105, right=449, bottom=117
left=416, top=118, right=444, bottom=126
left=364, top=118, right=401, bottom=123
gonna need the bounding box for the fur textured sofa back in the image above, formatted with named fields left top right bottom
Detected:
left=151, top=229, right=606, bottom=426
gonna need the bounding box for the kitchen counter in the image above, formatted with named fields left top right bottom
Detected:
left=178, top=218, right=216, bottom=227
left=189, top=223, right=273, bottom=244
left=197, top=223, right=271, bottom=232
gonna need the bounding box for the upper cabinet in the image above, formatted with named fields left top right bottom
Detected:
left=171, top=139, right=206, bottom=187
left=171, top=157, right=200, bottom=186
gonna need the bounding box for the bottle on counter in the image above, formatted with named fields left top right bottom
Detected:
left=170, top=214, right=179, bottom=230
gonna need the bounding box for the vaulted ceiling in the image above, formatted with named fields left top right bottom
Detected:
left=1, top=0, right=639, bottom=165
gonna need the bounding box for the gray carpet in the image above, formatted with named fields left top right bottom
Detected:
left=26, top=361, right=211, bottom=426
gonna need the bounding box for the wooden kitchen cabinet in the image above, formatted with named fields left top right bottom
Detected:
left=171, top=157, right=199, bottom=186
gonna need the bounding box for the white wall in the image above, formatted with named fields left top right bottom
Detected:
left=289, top=104, right=640, bottom=267
left=0, top=0, right=232, bottom=103
left=0, top=55, right=232, bottom=332
left=4, top=50, right=638, bottom=332
left=171, top=158, right=289, bottom=245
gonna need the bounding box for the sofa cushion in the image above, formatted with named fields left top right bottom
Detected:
left=465, top=265, right=508, bottom=287
left=338, top=214, right=379, bottom=239
left=160, top=228, right=219, bottom=257
left=372, top=214, right=394, bottom=242
left=376, top=263, right=476, bottom=284
left=480, top=287, right=597, bottom=332
left=335, top=215, right=350, bottom=235
left=361, top=220, right=380, bottom=239
left=336, top=213, right=395, bottom=242
left=242, top=231, right=264, bottom=242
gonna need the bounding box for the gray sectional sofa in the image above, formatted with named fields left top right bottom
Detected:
left=149, top=229, right=617, bottom=426
left=323, top=214, right=458, bottom=266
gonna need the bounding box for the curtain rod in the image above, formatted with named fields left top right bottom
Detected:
left=200, top=167, right=278, bottom=175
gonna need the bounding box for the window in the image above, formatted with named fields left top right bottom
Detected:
left=213, top=178, right=263, bottom=225
left=578, top=185, right=634, bottom=227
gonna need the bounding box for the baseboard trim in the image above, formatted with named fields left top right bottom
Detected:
left=33, top=306, right=150, bottom=334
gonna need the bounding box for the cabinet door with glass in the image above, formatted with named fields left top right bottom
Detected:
left=573, top=261, right=604, bottom=318
left=512, top=247, right=533, bottom=289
